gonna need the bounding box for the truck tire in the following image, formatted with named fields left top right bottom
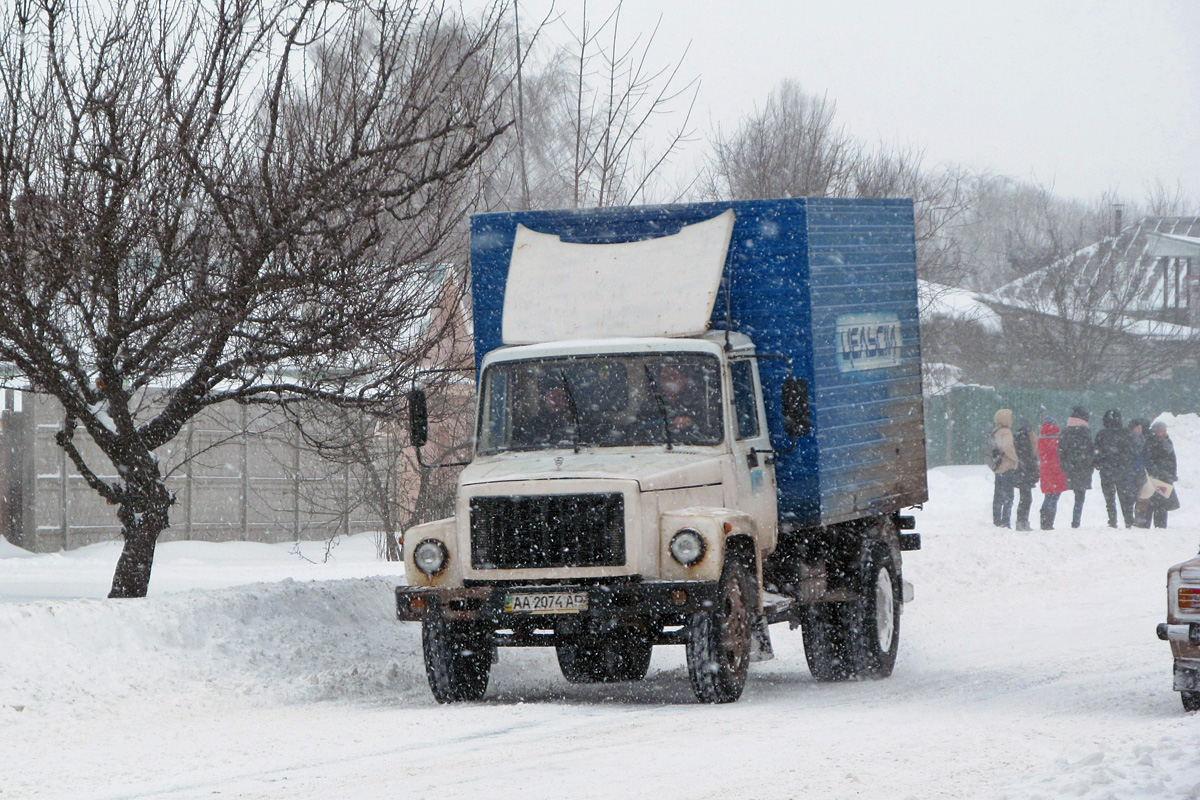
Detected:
left=802, top=546, right=900, bottom=681
left=556, top=630, right=653, bottom=683
left=686, top=555, right=753, bottom=703
left=422, top=617, right=491, bottom=703
left=1183, top=691, right=1200, bottom=712
left=801, top=602, right=854, bottom=681
left=843, top=545, right=900, bottom=679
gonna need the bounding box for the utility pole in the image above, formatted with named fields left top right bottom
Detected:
left=515, top=2, right=530, bottom=209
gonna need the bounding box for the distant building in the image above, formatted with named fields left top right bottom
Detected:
left=977, top=217, right=1200, bottom=388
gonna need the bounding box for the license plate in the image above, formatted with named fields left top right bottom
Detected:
left=504, top=591, right=589, bottom=614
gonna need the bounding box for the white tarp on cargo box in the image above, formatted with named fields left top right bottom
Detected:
left=501, top=210, right=735, bottom=344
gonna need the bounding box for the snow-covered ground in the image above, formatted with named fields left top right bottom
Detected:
left=3, top=417, right=1200, bottom=799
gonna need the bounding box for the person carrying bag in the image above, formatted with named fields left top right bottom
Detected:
left=988, top=409, right=1019, bottom=527
left=1142, top=420, right=1179, bottom=528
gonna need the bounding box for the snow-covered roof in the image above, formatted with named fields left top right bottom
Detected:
left=1121, top=316, right=1196, bottom=341
left=991, top=216, right=1200, bottom=320
left=976, top=294, right=1196, bottom=342
left=1147, top=231, right=1200, bottom=258
left=919, top=280, right=1002, bottom=333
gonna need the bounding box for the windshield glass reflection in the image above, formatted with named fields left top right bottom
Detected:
left=478, top=353, right=723, bottom=454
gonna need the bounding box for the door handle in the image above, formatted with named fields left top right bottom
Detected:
left=748, top=448, right=775, bottom=468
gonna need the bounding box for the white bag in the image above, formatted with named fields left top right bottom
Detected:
left=1140, top=472, right=1174, bottom=500
left=1137, top=470, right=1153, bottom=500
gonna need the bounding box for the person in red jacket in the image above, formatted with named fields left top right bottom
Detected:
left=1038, top=417, right=1068, bottom=530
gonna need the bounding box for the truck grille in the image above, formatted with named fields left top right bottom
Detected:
left=469, top=493, right=626, bottom=569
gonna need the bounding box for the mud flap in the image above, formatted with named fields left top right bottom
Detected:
left=749, top=613, right=774, bottom=662
left=1174, top=660, right=1200, bottom=691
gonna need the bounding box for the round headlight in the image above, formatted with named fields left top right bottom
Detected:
left=669, top=529, right=706, bottom=566
left=413, top=538, right=449, bottom=576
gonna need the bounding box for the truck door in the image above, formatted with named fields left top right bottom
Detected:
left=729, top=358, right=778, bottom=549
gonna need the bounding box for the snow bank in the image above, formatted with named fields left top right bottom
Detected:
left=0, top=578, right=425, bottom=717
left=0, top=534, right=417, bottom=724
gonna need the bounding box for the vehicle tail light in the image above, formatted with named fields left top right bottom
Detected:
left=1179, top=587, right=1200, bottom=612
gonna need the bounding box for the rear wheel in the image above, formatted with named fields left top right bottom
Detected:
left=802, top=545, right=900, bottom=681
left=844, top=546, right=901, bottom=678
left=686, top=555, right=753, bottom=703
left=422, top=617, right=492, bottom=703
left=556, top=629, right=653, bottom=683
left=1183, top=691, right=1200, bottom=712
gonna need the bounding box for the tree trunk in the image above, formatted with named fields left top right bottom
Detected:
left=384, top=519, right=401, bottom=562
left=108, top=482, right=172, bottom=599
left=109, top=529, right=159, bottom=598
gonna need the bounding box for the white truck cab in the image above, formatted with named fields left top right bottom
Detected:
left=401, top=332, right=784, bottom=703
left=413, top=333, right=776, bottom=584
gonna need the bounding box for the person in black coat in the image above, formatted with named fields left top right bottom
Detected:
left=1012, top=417, right=1039, bottom=531
left=1145, top=420, right=1178, bottom=528
left=1057, top=406, right=1095, bottom=528
left=1094, top=409, right=1135, bottom=528
left=1127, top=418, right=1150, bottom=527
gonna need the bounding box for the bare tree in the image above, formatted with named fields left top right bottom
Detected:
left=0, top=0, right=512, bottom=596
left=285, top=270, right=475, bottom=562
left=704, top=81, right=974, bottom=296
left=483, top=0, right=699, bottom=210
left=1144, top=178, right=1196, bottom=217
left=957, top=176, right=1140, bottom=290
left=704, top=80, right=852, bottom=200
left=703, top=81, right=986, bottom=381
left=853, top=143, right=973, bottom=289
left=286, top=380, right=472, bottom=562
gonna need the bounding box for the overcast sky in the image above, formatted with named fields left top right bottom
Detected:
left=515, top=0, right=1200, bottom=205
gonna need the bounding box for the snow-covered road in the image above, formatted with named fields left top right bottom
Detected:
left=4, top=419, right=1200, bottom=799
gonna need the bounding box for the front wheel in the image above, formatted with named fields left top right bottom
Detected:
left=686, top=555, right=753, bottom=703
left=1183, top=691, right=1200, bottom=712
left=422, top=617, right=492, bottom=703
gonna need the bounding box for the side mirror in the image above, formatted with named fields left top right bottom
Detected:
left=781, top=378, right=810, bottom=437
left=408, top=389, right=429, bottom=448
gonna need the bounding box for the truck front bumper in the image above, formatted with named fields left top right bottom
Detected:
left=396, top=580, right=719, bottom=628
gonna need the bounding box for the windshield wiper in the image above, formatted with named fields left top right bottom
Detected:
left=643, top=365, right=674, bottom=451
left=557, top=369, right=582, bottom=454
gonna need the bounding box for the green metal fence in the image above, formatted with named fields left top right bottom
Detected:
left=924, top=368, right=1200, bottom=467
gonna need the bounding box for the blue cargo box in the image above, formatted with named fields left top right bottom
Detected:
left=470, top=198, right=928, bottom=529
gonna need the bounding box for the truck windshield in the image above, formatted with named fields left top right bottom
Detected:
left=477, top=353, right=724, bottom=454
